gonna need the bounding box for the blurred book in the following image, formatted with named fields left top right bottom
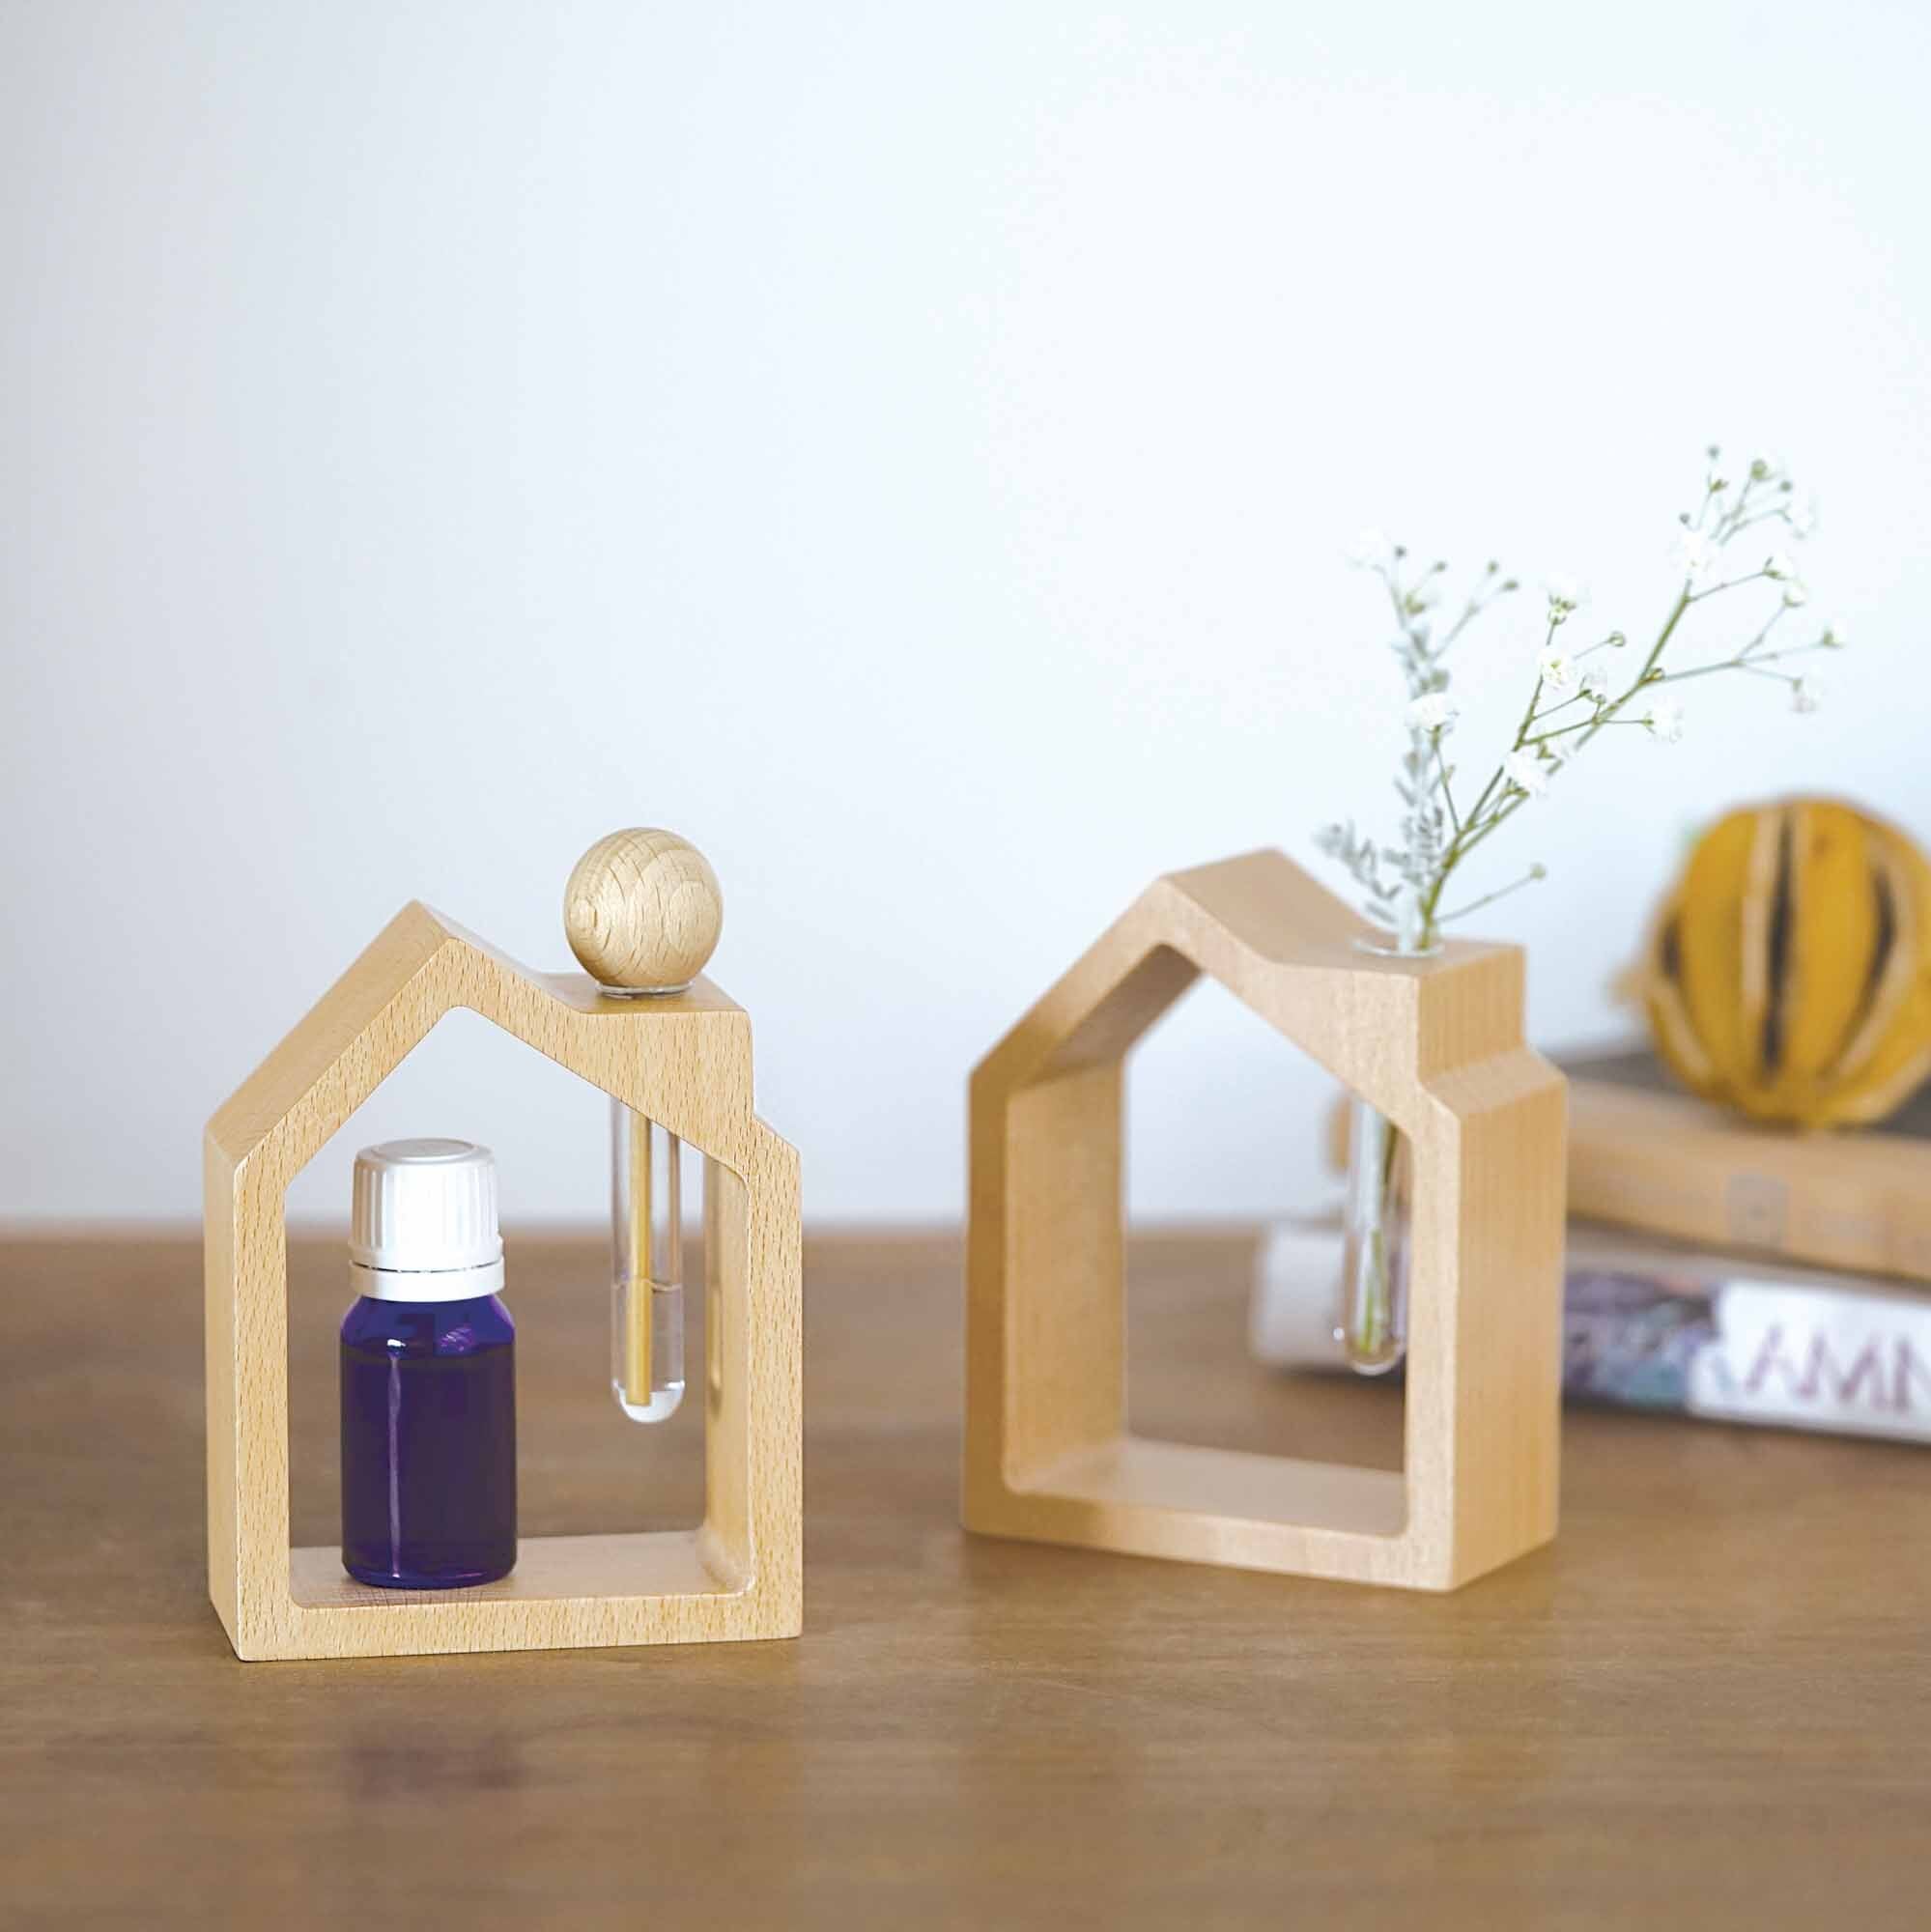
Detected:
left=1251, top=1216, right=1931, bottom=1446
left=1324, top=1042, right=1931, bottom=1284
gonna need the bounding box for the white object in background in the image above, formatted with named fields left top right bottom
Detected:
left=1247, top=1209, right=1349, bottom=1371
left=1251, top=1210, right=1931, bottom=1446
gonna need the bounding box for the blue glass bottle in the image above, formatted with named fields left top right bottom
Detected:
left=340, top=1139, right=517, bottom=1589
left=340, top=1292, right=517, bottom=1588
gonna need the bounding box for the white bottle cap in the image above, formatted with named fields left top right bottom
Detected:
left=349, top=1139, right=505, bottom=1302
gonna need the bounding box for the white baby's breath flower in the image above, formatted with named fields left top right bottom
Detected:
left=1545, top=576, right=1583, bottom=620
left=1503, top=751, right=1554, bottom=797
left=1678, top=528, right=1719, bottom=585
left=1536, top=647, right=1577, bottom=695
left=1325, top=446, right=1846, bottom=959
left=1821, top=619, right=1846, bottom=648
left=1642, top=698, right=1686, bottom=744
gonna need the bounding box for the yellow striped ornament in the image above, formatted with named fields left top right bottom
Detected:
left=1643, top=798, right=1931, bottom=1127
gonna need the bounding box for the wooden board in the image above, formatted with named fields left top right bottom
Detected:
left=966, top=849, right=1567, bottom=1588
left=204, top=901, right=802, bottom=1659
left=5, top=1227, right=1930, bottom=1929
left=1566, top=1043, right=1931, bottom=1282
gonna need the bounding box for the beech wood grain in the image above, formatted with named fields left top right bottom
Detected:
left=967, top=849, right=1566, bottom=1587
left=204, top=901, right=801, bottom=1659
left=3, top=1229, right=1928, bottom=1930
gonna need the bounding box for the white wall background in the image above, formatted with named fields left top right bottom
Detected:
left=4, top=0, right=1926, bottom=1229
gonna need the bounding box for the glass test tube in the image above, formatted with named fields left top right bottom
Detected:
left=1336, top=1094, right=1410, bottom=1376
left=611, top=1100, right=685, bottom=1423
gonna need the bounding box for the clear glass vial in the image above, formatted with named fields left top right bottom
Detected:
left=339, top=1139, right=517, bottom=1589
left=1336, top=1095, right=1411, bottom=1375
left=611, top=1103, right=685, bottom=1424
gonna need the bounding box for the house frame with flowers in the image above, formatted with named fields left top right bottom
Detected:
left=963, top=848, right=1566, bottom=1590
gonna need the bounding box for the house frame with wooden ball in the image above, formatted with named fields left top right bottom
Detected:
left=204, top=829, right=803, bottom=1661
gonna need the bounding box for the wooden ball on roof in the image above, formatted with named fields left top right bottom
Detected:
left=564, top=829, right=723, bottom=993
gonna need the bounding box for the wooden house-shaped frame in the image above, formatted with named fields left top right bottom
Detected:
left=206, top=902, right=802, bottom=1660
left=964, top=850, right=1565, bottom=1591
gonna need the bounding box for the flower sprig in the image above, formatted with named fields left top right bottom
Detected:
left=1317, top=447, right=1843, bottom=952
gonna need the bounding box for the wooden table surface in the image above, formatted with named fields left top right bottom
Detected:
left=4, top=1228, right=1929, bottom=1930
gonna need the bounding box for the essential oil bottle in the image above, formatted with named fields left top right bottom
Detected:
left=339, top=1139, right=517, bottom=1589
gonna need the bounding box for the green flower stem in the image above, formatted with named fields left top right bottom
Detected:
left=1658, top=640, right=1828, bottom=686
left=1574, top=587, right=1692, bottom=752
left=1434, top=735, right=1462, bottom=833
left=1416, top=582, right=1699, bottom=940
left=1432, top=867, right=1545, bottom=923
left=1341, top=1095, right=1406, bottom=1372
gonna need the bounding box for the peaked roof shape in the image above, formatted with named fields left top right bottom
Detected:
left=964, top=847, right=1565, bottom=1592
left=973, top=848, right=1527, bottom=1128
left=209, top=900, right=767, bottom=1191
